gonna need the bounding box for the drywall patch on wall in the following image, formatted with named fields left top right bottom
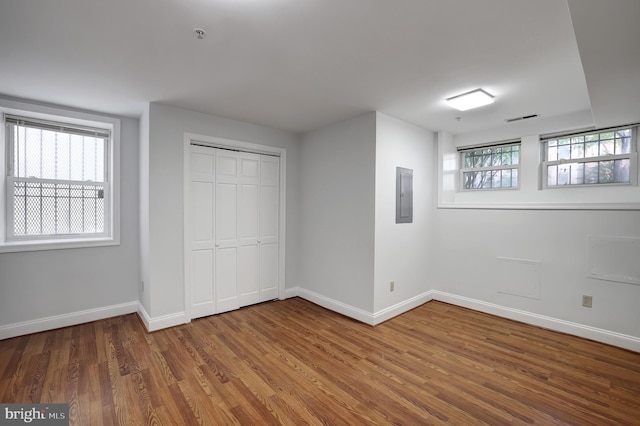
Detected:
left=587, top=236, right=640, bottom=285
left=496, top=257, right=542, bottom=300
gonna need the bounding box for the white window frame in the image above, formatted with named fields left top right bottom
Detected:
left=459, top=141, right=521, bottom=191
left=541, top=125, right=638, bottom=189
left=0, top=99, right=120, bottom=253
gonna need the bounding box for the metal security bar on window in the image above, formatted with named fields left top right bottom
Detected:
left=542, top=126, right=637, bottom=187
left=5, top=115, right=109, bottom=239
left=12, top=181, right=105, bottom=236
left=459, top=142, right=520, bottom=190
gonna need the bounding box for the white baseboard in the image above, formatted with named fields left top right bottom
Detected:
left=297, top=288, right=375, bottom=324
left=293, top=287, right=640, bottom=352
left=0, top=301, right=138, bottom=340
left=372, top=290, right=435, bottom=325
left=431, top=291, right=640, bottom=353
left=296, top=288, right=435, bottom=326
left=5, top=289, right=636, bottom=352
left=137, top=303, right=189, bottom=332
left=284, top=286, right=300, bottom=299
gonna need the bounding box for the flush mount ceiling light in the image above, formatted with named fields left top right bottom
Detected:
left=446, top=89, right=495, bottom=111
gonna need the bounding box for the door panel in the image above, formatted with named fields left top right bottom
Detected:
left=260, top=185, right=278, bottom=244
left=191, top=181, right=214, bottom=249
left=238, top=184, right=258, bottom=243
left=216, top=247, right=238, bottom=313
left=216, top=183, right=237, bottom=245
left=192, top=250, right=214, bottom=303
left=260, top=157, right=279, bottom=186
left=238, top=245, right=259, bottom=306
left=260, top=242, right=278, bottom=300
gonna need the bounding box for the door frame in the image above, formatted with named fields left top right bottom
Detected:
left=183, top=133, right=287, bottom=321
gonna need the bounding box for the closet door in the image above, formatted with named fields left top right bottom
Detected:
left=259, top=155, right=280, bottom=301
left=189, top=145, right=280, bottom=318
left=215, top=150, right=241, bottom=313
left=237, top=153, right=261, bottom=307
left=189, top=146, right=216, bottom=319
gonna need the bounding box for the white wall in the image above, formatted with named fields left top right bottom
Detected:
left=0, top=98, right=140, bottom=337
left=142, top=103, right=300, bottom=320
left=374, top=113, right=436, bottom=313
left=433, top=120, right=640, bottom=346
left=432, top=208, right=640, bottom=339
left=299, top=112, right=377, bottom=312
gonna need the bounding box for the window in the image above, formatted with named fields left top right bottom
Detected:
left=459, top=142, right=520, bottom=190
left=2, top=106, right=119, bottom=251
left=542, top=126, right=637, bottom=187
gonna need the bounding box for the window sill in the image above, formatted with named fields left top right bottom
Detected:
left=0, top=237, right=119, bottom=253
left=437, top=201, right=640, bottom=210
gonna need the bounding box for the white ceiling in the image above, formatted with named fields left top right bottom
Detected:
left=0, top=0, right=638, bottom=135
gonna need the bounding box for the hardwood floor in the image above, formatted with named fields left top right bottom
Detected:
left=1, top=298, right=639, bottom=425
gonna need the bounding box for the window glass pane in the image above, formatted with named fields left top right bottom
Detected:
left=614, top=159, right=630, bottom=183
left=618, top=132, right=632, bottom=154
left=598, top=160, right=614, bottom=183
left=570, top=162, right=584, bottom=185
left=600, top=139, right=614, bottom=156
left=585, top=141, right=598, bottom=158
left=512, top=148, right=519, bottom=165
left=571, top=142, right=584, bottom=159
left=558, top=164, right=570, bottom=185
left=501, top=169, right=512, bottom=187
left=600, top=132, right=615, bottom=140
left=558, top=144, right=570, bottom=160
left=571, top=136, right=584, bottom=144
left=501, top=150, right=512, bottom=165
left=584, top=162, right=598, bottom=184
left=547, top=145, right=557, bottom=161
left=547, top=165, right=558, bottom=186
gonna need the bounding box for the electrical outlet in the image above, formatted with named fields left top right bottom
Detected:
left=390, top=281, right=395, bottom=292
left=582, top=295, right=592, bottom=308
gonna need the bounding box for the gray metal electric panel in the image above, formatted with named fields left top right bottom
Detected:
left=396, top=167, right=413, bottom=224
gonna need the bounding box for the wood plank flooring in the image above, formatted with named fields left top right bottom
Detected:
left=1, top=298, right=639, bottom=425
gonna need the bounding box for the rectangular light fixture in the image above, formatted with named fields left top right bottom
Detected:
left=446, top=88, right=495, bottom=111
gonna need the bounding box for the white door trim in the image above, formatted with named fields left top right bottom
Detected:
left=183, top=133, right=287, bottom=321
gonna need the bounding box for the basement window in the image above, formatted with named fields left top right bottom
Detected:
left=1, top=105, right=120, bottom=252
left=459, top=142, right=520, bottom=190
left=542, top=126, right=638, bottom=188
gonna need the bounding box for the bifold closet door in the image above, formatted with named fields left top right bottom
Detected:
left=188, top=146, right=216, bottom=319
left=215, top=150, right=265, bottom=313
left=259, top=155, right=280, bottom=301
left=189, top=145, right=280, bottom=318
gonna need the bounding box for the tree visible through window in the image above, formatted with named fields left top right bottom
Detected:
left=543, top=127, right=635, bottom=187
left=460, top=143, right=520, bottom=190
left=5, top=115, right=110, bottom=239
